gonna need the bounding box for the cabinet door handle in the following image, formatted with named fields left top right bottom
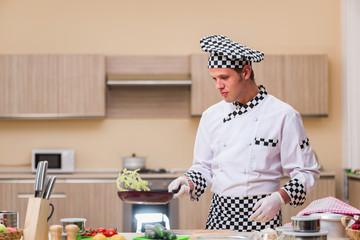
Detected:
left=17, top=193, right=66, bottom=199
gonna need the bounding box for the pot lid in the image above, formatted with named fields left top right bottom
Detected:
left=291, top=216, right=321, bottom=221
left=60, top=218, right=87, bottom=222
left=283, top=230, right=328, bottom=236
left=309, top=212, right=348, bottom=221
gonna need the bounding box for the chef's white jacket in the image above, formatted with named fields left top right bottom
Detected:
left=188, top=93, right=320, bottom=199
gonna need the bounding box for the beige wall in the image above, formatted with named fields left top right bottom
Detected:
left=0, top=0, right=342, bottom=195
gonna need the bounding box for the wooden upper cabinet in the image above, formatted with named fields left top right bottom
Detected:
left=190, top=54, right=222, bottom=116
left=190, top=54, right=328, bottom=117
left=105, top=56, right=191, bottom=118
left=0, top=55, right=105, bottom=118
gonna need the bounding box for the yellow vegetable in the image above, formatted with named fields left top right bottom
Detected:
left=111, top=234, right=126, bottom=240
left=93, top=233, right=107, bottom=240
left=117, top=168, right=150, bottom=191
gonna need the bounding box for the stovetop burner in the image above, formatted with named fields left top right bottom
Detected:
left=137, top=168, right=167, bottom=174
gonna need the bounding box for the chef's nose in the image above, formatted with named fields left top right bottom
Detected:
left=215, top=79, right=224, bottom=89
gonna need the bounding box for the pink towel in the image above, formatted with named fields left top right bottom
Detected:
left=296, top=196, right=360, bottom=216
left=283, top=196, right=360, bottom=226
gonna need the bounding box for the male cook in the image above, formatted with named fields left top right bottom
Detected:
left=168, top=35, right=320, bottom=231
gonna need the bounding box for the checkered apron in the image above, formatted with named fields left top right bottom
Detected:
left=205, top=193, right=282, bottom=232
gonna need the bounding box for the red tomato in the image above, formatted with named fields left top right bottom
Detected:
left=104, top=228, right=117, bottom=237
left=96, top=228, right=107, bottom=234
left=6, top=227, right=17, bottom=232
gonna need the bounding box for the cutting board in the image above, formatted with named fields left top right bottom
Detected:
left=133, top=236, right=190, bottom=240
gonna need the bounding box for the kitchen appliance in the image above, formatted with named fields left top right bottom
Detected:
left=32, top=149, right=75, bottom=173
left=0, top=211, right=18, bottom=228
left=122, top=178, right=178, bottom=232
left=60, top=218, right=86, bottom=234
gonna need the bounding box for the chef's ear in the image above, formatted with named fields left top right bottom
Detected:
left=242, top=65, right=252, bottom=80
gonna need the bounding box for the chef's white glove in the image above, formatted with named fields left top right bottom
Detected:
left=168, top=176, right=193, bottom=199
left=249, top=192, right=285, bottom=223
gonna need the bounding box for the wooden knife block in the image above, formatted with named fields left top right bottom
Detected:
left=23, top=197, right=50, bottom=240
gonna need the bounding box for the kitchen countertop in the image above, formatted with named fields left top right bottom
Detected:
left=347, top=173, right=360, bottom=180
left=113, top=229, right=349, bottom=240
left=0, top=170, right=184, bottom=180
left=0, top=171, right=335, bottom=180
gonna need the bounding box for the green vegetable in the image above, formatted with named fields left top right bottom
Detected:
left=0, top=224, right=8, bottom=233
left=145, top=229, right=157, bottom=239
left=165, top=230, right=177, bottom=240
left=154, top=224, right=165, bottom=238
left=145, top=224, right=155, bottom=230
left=143, top=224, right=176, bottom=240
left=116, top=168, right=150, bottom=191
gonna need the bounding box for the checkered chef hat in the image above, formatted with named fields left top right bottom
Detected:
left=200, top=35, right=264, bottom=68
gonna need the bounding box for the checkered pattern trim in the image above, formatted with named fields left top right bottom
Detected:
left=200, top=35, right=264, bottom=69
left=185, top=170, right=207, bottom=201
left=223, top=85, right=268, bottom=123
left=208, top=53, right=251, bottom=69
left=281, top=178, right=306, bottom=206
left=254, top=138, right=279, bottom=147
left=206, top=193, right=282, bottom=232
left=299, top=137, right=310, bottom=149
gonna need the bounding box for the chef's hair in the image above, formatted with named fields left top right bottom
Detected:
left=234, top=67, right=255, bottom=81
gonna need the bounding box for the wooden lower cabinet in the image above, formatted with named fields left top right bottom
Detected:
left=177, top=175, right=335, bottom=229
left=0, top=180, right=123, bottom=230
left=348, top=176, right=360, bottom=210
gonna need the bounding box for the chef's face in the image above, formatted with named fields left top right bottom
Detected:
left=210, top=68, right=248, bottom=103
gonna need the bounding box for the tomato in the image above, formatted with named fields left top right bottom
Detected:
left=6, top=227, right=17, bottom=232
left=96, top=228, right=107, bottom=234
left=105, top=228, right=117, bottom=237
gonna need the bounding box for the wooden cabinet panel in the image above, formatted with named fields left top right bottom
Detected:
left=348, top=178, right=360, bottom=210
left=106, top=55, right=191, bottom=118
left=0, top=55, right=105, bottom=118
left=0, top=181, right=66, bottom=229
left=178, top=186, right=212, bottom=229
left=253, top=55, right=328, bottom=116
left=190, top=54, right=328, bottom=116
left=64, top=180, right=123, bottom=230
left=0, top=180, right=122, bottom=230
left=190, top=54, right=222, bottom=116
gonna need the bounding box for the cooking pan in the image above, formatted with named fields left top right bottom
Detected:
left=117, top=190, right=178, bottom=204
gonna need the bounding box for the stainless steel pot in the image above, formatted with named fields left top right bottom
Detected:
left=122, top=153, right=146, bottom=170
left=0, top=211, right=18, bottom=228
left=309, top=212, right=349, bottom=238
left=292, top=216, right=321, bottom=232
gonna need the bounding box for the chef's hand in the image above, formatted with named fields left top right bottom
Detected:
left=249, top=192, right=285, bottom=223
left=168, top=176, right=193, bottom=199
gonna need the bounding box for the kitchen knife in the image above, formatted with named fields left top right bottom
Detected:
left=41, top=161, right=48, bottom=194
left=43, top=176, right=57, bottom=200
left=34, top=161, right=45, bottom=197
